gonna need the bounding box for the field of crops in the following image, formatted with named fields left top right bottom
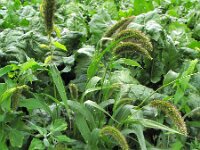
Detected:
left=0, top=0, right=200, bottom=149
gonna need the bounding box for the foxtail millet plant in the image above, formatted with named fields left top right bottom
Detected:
left=117, top=16, right=135, bottom=33
left=100, top=126, right=129, bottom=150
left=102, top=16, right=153, bottom=60
left=42, top=0, right=56, bottom=35
left=113, top=42, right=153, bottom=60
left=7, top=85, right=28, bottom=110
left=11, top=90, right=22, bottom=110
left=114, top=29, right=153, bottom=52
left=69, top=83, right=79, bottom=100
left=150, top=100, right=187, bottom=136
left=104, top=16, right=135, bottom=39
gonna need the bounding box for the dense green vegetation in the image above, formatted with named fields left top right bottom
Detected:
left=0, top=0, right=200, bottom=149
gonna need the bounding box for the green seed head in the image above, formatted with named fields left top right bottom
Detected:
left=42, top=0, right=56, bottom=35
left=104, top=16, right=135, bottom=38
left=100, top=126, right=129, bottom=150
left=151, top=100, right=187, bottom=136
left=113, top=42, right=152, bottom=60
left=114, top=29, right=153, bottom=52
left=69, top=83, right=79, bottom=100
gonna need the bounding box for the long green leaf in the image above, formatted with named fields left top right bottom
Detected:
left=139, top=119, right=182, bottom=135
left=49, top=65, right=70, bottom=116
left=81, top=84, right=119, bottom=102
left=75, top=113, right=91, bottom=143
left=84, top=100, right=118, bottom=123
left=68, top=100, right=96, bottom=129
left=114, top=58, right=142, bottom=68
left=122, top=125, right=147, bottom=150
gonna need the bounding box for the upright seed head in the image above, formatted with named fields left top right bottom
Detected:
left=42, top=0, right=56, bottom=35
left=69, top=83, right=79, bottom=100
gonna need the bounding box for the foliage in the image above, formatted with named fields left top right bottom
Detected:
left=0, top=0, right=199, bottom=149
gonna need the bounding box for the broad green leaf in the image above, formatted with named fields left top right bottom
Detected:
left=133, top=0, right=154, bottom=15
left=20, top=59, right=38, bottom=72
left=18, top=98, right=42, bottom=109
left=19, top=97, right=52, bottom=116
left=89, top=9, right=112, bottom=44
left=29, top=138, right=45, bottom=150
left=43, top=138, right=50, bottom=147
left=33, top=94, right=53, bottom=116
left=188, top=40, right=200, bottom=49
left=9, top=129, right=24, bottom=148
left=172, top=140, right=184, bottom=150
left=50, top=119, right=67, bottom=133
left=53, top=41, right=67, bottom=51
left=0, top=65, right=13, bottom=77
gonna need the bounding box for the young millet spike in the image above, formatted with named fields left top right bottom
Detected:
left=151, top=100, right=187, bottom=136
left=100, top=126, right=129, bottom=150
left=42, top=0, right=56, bottom=34
left=114, top=29, right=153, bottom=52
left=117, top=16, right=135, bottom=33
left=113, top=42, right=153, bottom=60
left=69, top=83, right=79, bottom=100
left=104, top=16, right=135, bottom=38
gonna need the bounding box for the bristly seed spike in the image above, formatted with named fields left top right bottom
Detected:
left=151, top=100, right=187, bottom=136
left=42, top=0, right=56, bottom=35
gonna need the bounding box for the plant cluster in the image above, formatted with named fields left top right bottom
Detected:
left=0, top=0, right=199, bottom=149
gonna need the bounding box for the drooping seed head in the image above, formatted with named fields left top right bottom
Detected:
left=104, top=16, right=135, bottom=38
left=114, top=29, right=153, bottom=52
left=113, top=42, right=152, bottom=60
left=100, top=126, right=129, bottom=150
left=151, top=100, right=187, bottom=136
